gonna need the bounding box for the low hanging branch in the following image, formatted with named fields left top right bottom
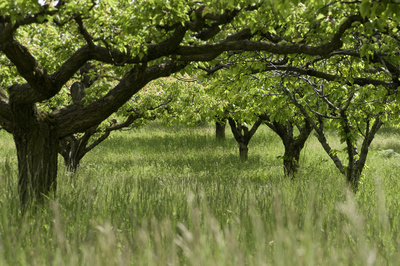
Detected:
left=58, top=63, right=173, bottom=172
left=59, top=96, right=172, bottom=172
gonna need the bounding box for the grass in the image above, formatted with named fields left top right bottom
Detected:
left=1, top=122, right=400, bottom=265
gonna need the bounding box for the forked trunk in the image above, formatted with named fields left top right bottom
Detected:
left=264, top=119, right=312, bottom=178
left=12, top=104, right=58, bottom=209
left=228, top=117, right=263, bottom=162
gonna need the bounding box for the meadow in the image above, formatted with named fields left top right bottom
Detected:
left=1, top=122, right=400, bottom=265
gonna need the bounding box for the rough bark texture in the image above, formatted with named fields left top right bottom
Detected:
left=11, top=103, right=58, bottom=208
left=282, top=146, right=301, bottom=177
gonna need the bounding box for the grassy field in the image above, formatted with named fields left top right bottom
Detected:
left=1, top=122, right=400, bottom=265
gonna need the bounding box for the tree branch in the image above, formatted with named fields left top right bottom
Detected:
left=3, top=38, right=55, bottom=102
left=75, top=15, right=95, bottom=49
left=282, top=86, right=345, bottom=173
left=175, top=15, right=364, bottom=60
left=55, top=60, right=186, bottom=138
left=257, top=65, right=392, bottom=87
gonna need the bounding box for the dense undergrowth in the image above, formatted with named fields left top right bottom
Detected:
left=1, top=122, right=400, bottom=265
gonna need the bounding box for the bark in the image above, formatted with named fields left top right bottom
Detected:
left=239, top=142, right=249, bottom=161
left=283, top=146, right=301, bottom=177
left=11, top=103, right=58, bottom=209
left=0, top=90, right=13, bottom=132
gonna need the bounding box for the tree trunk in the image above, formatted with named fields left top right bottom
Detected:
left=215, top=120, right=226, bottom=140
left=239, top=142, right=249, bottom=161
left=264, top=119, right=312, bottom=178
left=228, top=117, right=263, bottom=161
left=61, top=142, right=82, bottom=172
left=348, top=166, right=362, bottom=192
left=59, top=134, right=90, bottom=173
left=11, top=104, right=58, bottom=209
left=283, top=144, right=302, bottom=177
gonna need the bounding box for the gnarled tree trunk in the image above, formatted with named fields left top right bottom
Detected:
left=11, top=104, right=58, bottom=209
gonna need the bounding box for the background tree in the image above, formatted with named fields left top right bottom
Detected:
left=280, top=76, right=388, bottom=192
left=201, top=0, right=400, bottom=187
left=200, top=54, right=313, bottom=175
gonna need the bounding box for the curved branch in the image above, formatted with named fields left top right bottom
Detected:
left=75, top=15, right=95, bottom=49
left=176, top=15, right=364, bottom=59
left=3, top=38, right=55, bottom=101
left=55, top=61, right=186, bottom=138
left=257, top=65, right=392, bottom=87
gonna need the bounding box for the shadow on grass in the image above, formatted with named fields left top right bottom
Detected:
left=370, top=126, right=400, bottom=153
left=83, top=128, right=282, bottom=180
left=376, top=126, right=400, bottom=135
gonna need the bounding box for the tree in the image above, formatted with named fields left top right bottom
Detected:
left=262, top=115, right=312, bottom=177
left=1, top=0, right=399, bottom=208
left=228, top=117, right=263, bottom=161
left=200, top=0, right=400, bottom=188
left=199, top=52, right=314, bottom=174
left=280, top=76, right=387, bottom=192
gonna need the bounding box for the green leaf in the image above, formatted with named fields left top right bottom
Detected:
left=316, top=13, right=325, bottom=20
left=360, top=0, right=370, bottom=19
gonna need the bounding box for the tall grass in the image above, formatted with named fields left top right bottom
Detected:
left=0, top=123, right=400, bottom=265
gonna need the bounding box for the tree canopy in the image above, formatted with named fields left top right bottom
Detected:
left=1, top=0, right=400, bottom=206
